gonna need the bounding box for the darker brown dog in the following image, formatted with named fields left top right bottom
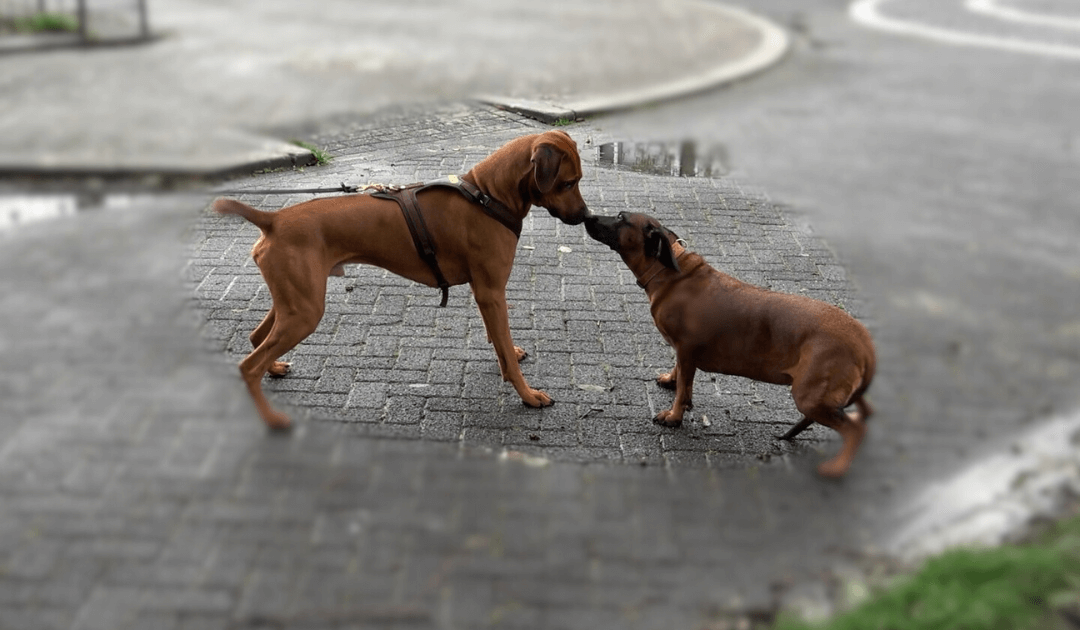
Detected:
left=214, top=131, right=590, bottom=430
left=585, top=211, right=875, bottom=477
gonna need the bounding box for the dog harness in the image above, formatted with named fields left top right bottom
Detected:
left=368, top=175, right=522, bottom=307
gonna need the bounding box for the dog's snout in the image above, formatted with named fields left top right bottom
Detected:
left=567, top=205, right=592, bottom=226
left=584, top=212, right=622, bottom=247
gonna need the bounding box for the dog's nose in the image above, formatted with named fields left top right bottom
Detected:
left=584, top=215, right=604, bottom=239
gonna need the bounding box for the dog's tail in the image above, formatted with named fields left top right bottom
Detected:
left=212, top=198, right=276, bottom=232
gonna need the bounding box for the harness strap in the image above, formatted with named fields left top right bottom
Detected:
left=368, top=176, right=522, bottom=307
left=371, top=187, right=451, bottom=307
left=419, top=176, right=522, bottom=238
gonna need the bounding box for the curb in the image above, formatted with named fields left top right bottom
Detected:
left=1, top=1, right=788, bottom=177
left=0, top=138, right=316, bottom=180
left=889, top=408, right=1080, bottom=561
left=480, top=2, right=790, bottom=123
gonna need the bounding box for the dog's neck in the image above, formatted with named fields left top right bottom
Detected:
left=635, top=240, right=688, bottom=291
left=463, top=136, right=536, bottom=216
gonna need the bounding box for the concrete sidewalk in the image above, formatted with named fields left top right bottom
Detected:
left=0, top=0, right=787, bottom=176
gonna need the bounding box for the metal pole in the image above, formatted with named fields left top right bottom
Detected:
left=77, top=0, right=87, bottom=42
left=137, top=0, right=149, bottom=39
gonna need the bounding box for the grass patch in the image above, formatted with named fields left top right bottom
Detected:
left=774, top=513, right=1080, bottom=630
left=291, top=140, right=331, bottom=166
left=551, top=117, right=575, bottom=127
left=9, top=12, right=79, bottom=33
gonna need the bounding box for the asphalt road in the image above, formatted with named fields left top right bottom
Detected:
left=594, top=0, right=1080, bottom=501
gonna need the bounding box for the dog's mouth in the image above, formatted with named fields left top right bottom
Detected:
left=549, top=204, right=592, bottom=226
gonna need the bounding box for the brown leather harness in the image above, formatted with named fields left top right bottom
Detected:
left=368, top=175, right=522, bottom=307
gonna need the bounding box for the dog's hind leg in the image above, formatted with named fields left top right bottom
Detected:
left=238, top=262, right=327, bottom=429
left=249, top=308, right=291, bottom=377
left=792, top=374, right=866, bottom=478
left=239, top=308, right=322, bottom=430
left=656, top=364, right=678, bottom=390
left=811, top=406, right=865, bottom=478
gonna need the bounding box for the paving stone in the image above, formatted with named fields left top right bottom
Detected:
left=0, top=101, right=877, bottom=630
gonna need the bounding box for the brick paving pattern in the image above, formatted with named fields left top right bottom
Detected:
left=190, top=103, right=867, bottom=468
left=0, top=104, right=880, bottom=630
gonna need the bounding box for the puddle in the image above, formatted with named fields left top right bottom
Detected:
left=594, top=140, right=729, bottom=178
left=0, top=195, right=79, bottom=231
left=0, top=193, right=143, bottom=232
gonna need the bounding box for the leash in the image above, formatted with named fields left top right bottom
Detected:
left=213, top=182, right=363, bottom=196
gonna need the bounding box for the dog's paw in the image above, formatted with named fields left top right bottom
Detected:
left=521, top=388, right=553, bottom=408
left=817, top=458, right=848, bottom=479
left=514, top=346, right=529, bottom=362
left=267, top=361, right=292, bottom=377
left=652, top=409, right=683, bottom=428
left=262, top=411, right=293, bottom=432
left=656, top=373, right=676, bottom=390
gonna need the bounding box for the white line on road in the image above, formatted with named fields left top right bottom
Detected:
left=966, top=0, right=1080, bottom=31
left=889, top=407, right=1080, bottom=560
left=850, top=0, right=1080, bottom=60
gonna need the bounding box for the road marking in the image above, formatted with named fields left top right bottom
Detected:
left=850, top=0, right=1080, bottom=60
left=889, top=407, right=1080, bottom=560
left=966, top=0, right=1080, bottom=31
left=482, top=0, right=791, bottom=119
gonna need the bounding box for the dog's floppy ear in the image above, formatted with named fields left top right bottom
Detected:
left=531, top=142, right=562, bottom=193
left=644, top=224, right=680, bottom=272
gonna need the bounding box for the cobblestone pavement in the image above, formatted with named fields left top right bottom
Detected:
left=193, top=104, right=867, bottom=468
left=1, top=104, right=894, bottom=630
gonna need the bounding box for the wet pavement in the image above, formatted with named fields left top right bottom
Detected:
left=4, top=0, right=1078, bottom=628
left=0, top=101, right=899, bottom=630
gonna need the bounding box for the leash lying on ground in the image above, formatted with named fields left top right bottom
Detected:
left=213, top=182, right=362, bottom=195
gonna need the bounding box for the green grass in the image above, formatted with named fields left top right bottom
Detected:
left=551, top=117, right=575, bottom=127
left=291, top=140, right=332, bottom=166
left=774, top=514, right=1080, bottom=630
left=11, top=12, right=79, bottom=33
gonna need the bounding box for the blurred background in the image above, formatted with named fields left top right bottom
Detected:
left=2, top=0, right=1080, bottom=628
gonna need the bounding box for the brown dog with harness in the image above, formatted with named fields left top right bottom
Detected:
left=585, top=211, right=875, bottom=477
left=213, top=131, right=590, bottom=430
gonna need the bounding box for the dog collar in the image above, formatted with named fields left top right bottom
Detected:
left=636, top=241, right=688, bottom=290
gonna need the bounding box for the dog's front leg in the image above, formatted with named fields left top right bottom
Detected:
left=654, top=354, right=695, bottom=427
left=471, top=283, right=552, bottom=408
